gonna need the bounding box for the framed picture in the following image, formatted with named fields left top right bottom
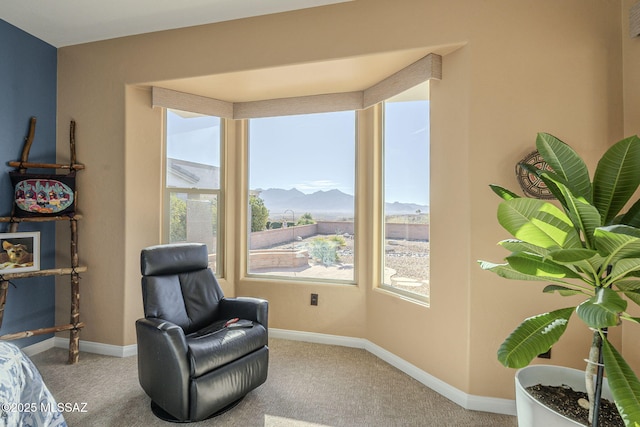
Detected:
left=9, top=172, right=76, bottom=218
left=0, top=232, right=40, bottom=274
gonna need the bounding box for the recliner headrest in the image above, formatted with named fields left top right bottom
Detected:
left=140, top=243, right=209, bottom=276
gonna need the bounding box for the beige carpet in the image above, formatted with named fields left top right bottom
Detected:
left=30, top=338, right=517, bottom=427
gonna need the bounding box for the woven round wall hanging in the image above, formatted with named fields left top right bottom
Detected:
left=515, top=150, right=555, bottom=199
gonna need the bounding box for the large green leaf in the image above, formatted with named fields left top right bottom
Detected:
left=595, top=225, right=640, bottom=265
left=518, top=162, right=567, bottom=208
left=543, top=284, right=584, bottom=296
left=536, top=133, right=592, bottom=202
left=498, top=198, right=581, bottom=249
left=620, top=290, right=640, bottom=307
left=576, top=287, right=627, bottom=329
left=615, top=280, right=640, bottom=291
left=593, top=135, right=640, bottom=225
left=564, top=194, right=602, bottom=248
left=506, top=252, right=582, bottom=279
left=490, top=184, right=520, bottom=201
left=547, top=248, right=598, bottom=263
left=615, top=280, right=640, bottom=307
left=548, top=248, right=602, bottom=277
left=478, top=260, right=568, bottom=283
left=499, top=239, right=549, bottom=256
left=582, top=252, right=609, bottom=276
left=541, top=175, right=601, bottom=249
left=601, top=338, right=640, bottom=427
left=498, top=307, right=574, bottom=368
left=608, top=259, right=640, bottom=284
left=621, top=198, right=640, bottom=228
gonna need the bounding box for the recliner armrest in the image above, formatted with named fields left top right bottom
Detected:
left=137, top=317, right=187, bottom=346
left=218, top=297, right=268, bottom=330
left=136, top=317, right=191, bottom=420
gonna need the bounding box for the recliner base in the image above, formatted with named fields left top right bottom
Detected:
left=150, top=397, right=245, bottom=423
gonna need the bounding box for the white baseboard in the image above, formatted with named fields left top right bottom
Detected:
left=21, top=337, right=56, bottom=357
left=21, top=328, right=516, bottom=416
left=271, top=328, right=367, bottom=348
left=20, top=336, right=137, bottom=358
left=269, top=328, right=517, bottom=416
left=53, top=337, right=138, bottom=358
left=19, top=337, right=137, bottom=358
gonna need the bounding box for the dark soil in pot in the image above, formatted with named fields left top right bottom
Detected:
left=526, top=384, right=624, bottom=427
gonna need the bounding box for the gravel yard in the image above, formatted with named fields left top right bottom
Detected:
left=268, top=235, right=430, bottom=298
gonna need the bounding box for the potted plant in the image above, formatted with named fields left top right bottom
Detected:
left=479, top=133, right=640, bottom=427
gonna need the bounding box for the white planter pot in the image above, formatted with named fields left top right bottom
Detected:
left=515, top=365, right=613, bottom=427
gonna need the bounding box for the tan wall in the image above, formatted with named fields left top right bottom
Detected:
left=56, top=0, right=634, bottom=401
left=463, top=1, right=624, bottom=397
left=623, top=0, right=640, bottom=375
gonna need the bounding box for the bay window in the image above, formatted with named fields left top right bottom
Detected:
left=164, top=108, right=223, bottom=275
left=247, top=111, right=356, bottom=283
left=155, top=52, right=438, bottom=301
left=381, top=83, right=430, bottom=302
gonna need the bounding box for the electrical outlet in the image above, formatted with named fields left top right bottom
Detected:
left=538, top=349, right=551, bottom=359
left=310, top=293, right=318, bottom=306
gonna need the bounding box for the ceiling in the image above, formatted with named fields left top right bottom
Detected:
left=152, top=47, right=436, bottom=103
left=2, top=0, right=445, bottom=105
left=0, top=0, right=350, bottom=47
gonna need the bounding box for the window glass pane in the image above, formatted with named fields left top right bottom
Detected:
left=248, top=111, right=356, bottom=282
left=383, top=84, right=430, bottom=301
left=165, top=109, right=221, bottom=273
left=168, top=192, right=219, bottom=271
left=166, top=110, right=221, bottom=190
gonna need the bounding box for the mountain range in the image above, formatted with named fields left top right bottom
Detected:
left=255, top=188, right=428, bottom=220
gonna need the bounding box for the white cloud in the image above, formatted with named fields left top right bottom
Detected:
left=294, top=180, right=350, bottom=193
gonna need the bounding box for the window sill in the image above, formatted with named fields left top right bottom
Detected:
left=375, top=285, right=430, bottom=308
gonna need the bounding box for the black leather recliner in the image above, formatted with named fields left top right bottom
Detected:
left=136, top=243, right=269, bottom=422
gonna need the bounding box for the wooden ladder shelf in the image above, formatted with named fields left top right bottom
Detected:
left=0, top=117, right=86, bottom=364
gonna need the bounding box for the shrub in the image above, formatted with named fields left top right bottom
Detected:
left=170, top=194, right=186, bottom=242
left=307, top=237, right=339, bottom=266
left=249, top=195, right=269, bottom=232
left=327, top=234, right=346, bottom=247
left=297, top=212, right=315, bottom=225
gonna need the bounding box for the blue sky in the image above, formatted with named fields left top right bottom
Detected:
left=383, top=101, right=429, bottom=205
left=167, top=102, right=430, bottom=206
left=166, top=112, right=221, bottom=167
left=249, top=111, right=356, bottom=196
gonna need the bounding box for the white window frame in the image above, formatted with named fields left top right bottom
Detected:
left=245, top=110, right=358, bottom=284
left=162, top=109, right=225, bottom=277
left=378, top=85, right=430, bottom=304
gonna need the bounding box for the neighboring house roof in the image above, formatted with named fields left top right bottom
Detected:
left=167, top=158, right=219, bottom=190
